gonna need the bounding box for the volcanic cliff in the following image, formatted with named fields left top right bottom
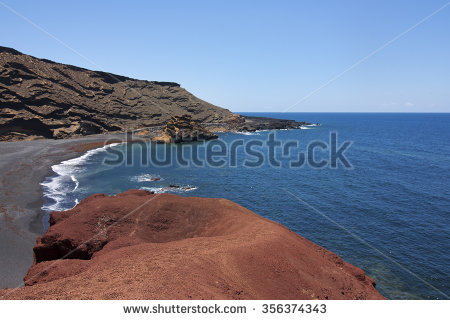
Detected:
left=0, top=190, right=384, bottom=299
left=151, top=115, right=218, bottom=143
left=0, top=46, right=235, bottom=141
left=0, top=46, right=312, bottom=141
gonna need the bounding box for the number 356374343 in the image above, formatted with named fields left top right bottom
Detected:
left=261, top=303, right=326, bottom=314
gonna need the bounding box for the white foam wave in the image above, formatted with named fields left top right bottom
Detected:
left=41, top=142, right=122, bottom=212
left=50, top=143, right=121, bottom=178
left=71, top=175, right=80, bottom=190
left=140, top=185, right=197, bottom=194
left=131, top=174, right=163, bottom=182
left=299, top=126, right=313, bottom=130
left=236, top=131, right=260, bottom=135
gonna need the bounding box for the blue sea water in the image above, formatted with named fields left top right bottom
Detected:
left=41, top=113, right=450, bottom=299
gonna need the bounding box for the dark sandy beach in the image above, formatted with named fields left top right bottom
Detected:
left=0, top=133, right=126, bottom=289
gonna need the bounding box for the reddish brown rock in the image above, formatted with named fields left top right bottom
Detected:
left=0, top=190, right=384, bottom=299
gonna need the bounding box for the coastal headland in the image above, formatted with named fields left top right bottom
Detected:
left=1, top=189, right=384, bottom=299
left=0, top=46, right=309, bottom=142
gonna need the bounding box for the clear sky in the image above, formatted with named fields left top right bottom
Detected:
left=1, top=0, right=449, bottom=112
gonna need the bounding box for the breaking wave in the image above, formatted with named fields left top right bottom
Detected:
left=41, top=143, right=121, bottom=212
left=131, top=174, right=163, bottom=182
left=140, top=185, right=198, bottom=194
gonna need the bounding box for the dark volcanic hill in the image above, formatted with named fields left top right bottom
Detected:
left=0, top=46, right=235, bottom=141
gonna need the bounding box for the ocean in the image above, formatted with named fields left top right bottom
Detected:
left=41, top=112, right=450, bottom=299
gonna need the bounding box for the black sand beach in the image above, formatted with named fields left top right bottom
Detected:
left=0, top=133, right=125, bottom=289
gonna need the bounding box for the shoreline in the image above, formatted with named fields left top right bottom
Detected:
left=0, top=133, right=127, bottom=289
left=0, top=129, right=386, bottom=300
left=0, top=125, right=308, bottom=289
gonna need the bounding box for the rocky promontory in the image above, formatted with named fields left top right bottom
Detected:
left=151, top=115, right=218, bottom=143
left=0, top=46, right=234, bottom=141
left=1, top=46, right=313, bottom=141
left=0, top=190, right=384, bottom=299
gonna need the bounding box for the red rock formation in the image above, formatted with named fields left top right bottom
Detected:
left=0, top=190, right=384, bottom=299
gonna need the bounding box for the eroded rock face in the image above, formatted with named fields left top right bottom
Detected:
left=1, top=190, right=384, bottom=299
left=0, top=46, right=234, bottom=141
left=152, top=115, right=218, bottom=143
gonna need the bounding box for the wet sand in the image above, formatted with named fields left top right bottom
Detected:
left=0, top=133, right=126, bottom=289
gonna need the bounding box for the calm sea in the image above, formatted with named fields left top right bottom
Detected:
left=41, top=112, right=450, bottom=299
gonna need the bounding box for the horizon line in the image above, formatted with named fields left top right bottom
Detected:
left=235, top=111, right=450, bottom=114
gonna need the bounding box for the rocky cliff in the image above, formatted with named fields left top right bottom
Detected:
left=0, top=46, right=234, bottom=141
left=0, top=190, right=384, bottom=299
left=151, top=115, right=218, bottom=143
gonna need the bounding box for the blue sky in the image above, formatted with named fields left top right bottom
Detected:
left=1, top=0, right=449, bottom=112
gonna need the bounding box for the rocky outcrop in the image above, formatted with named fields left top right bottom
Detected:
left=152, top=115, right=218, bottom=143
left=0, top=46, right=234, bottom=141
left=0, top=190, right=384, bottom=299
left=0, top=46, right=318, bottom=141
left=235, top=116, right=312, bottom=131
left=208, top=115, right=313, bottom=132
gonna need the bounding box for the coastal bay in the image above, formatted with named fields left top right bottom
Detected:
left=1, top=113, right=449, bottom=300
left=0, top=46, right=448, bottom=300
left=0, top=133, right=126, bottom=288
